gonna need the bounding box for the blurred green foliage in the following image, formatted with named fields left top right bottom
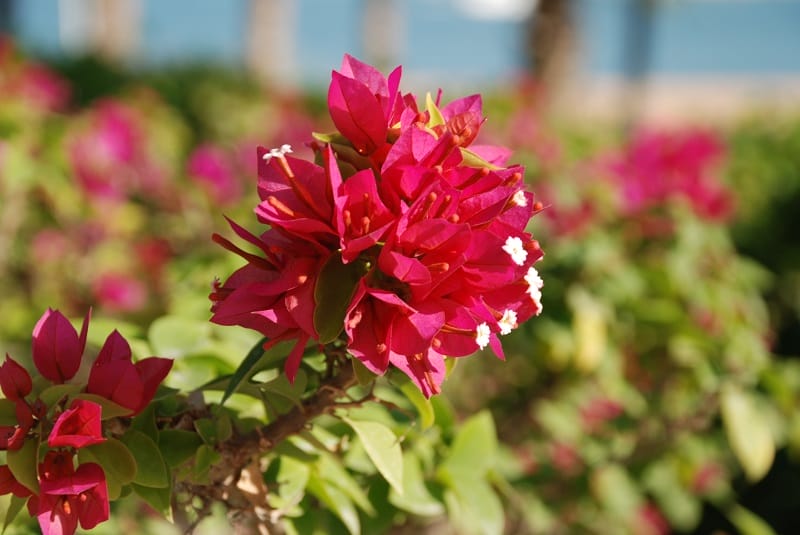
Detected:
left=2, top=45, right=800, bottom=534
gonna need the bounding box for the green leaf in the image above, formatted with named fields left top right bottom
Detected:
left=721, top=384, right=775, bottom=481
left=158, top=430, right=203, bottom=468
left=261, top=369, right=308, bottom=408
left=220, top=336, right=267, bottom=406
left=352, top=358, right=377, bottom=386
left=314, top=252, right=364, bottom=344
left=73, top=393, right=133, bottom=419
left=193, top=444, right=220, bottom=483
left=132, top=482, right=173, bottom=521
left=439, top=410, right=497, bottom=484
left=268, top=456, right=311, bottom=511
left=727, top=504, right=778, bottom=535
left=307, top=472, right=361, bottom=535
left=7, top=437, right=39, bottom=494
left=81, top=438, right=137, bottom=500
left=148, top=315, right=211, bottom=358
left=590, top=464, right=642, bottom=517
left=0, top=400, right=17, bottom=426
left=317, top=453, right=375, bottom=515
left=37, top=383, right=82, bottom=409
left=343, top=417, right=403, bottom=495
left=2, top=494, right=27, bottom=534
left=446, top=480, right=504, bottom=535
left=131, top=405, right=159, bottom=442
left=398, top=378, right=435, bottom=430
left=194, top=418, right=218, bottom=445
left=389, top=453, right=445, bottom=517
left=121, top=429, right=169, bottom=488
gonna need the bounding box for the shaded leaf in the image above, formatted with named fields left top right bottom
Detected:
left=307, top=472, right=361, bottom=535
left=314, top=252, right=364, bottom=344
left=158, top=430, right=203, bottom=468
left=132, top=482, right=173, bottom=521
left=73, top=393, right=133, bottom=419
left=122, top=429, right=169, bottom=488
left=81, top=438, right=137, bottom=500
left=7, top=438, right=39, bottom=494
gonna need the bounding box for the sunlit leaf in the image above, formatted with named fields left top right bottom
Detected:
left=148, top=315, right=211, bottom=358
left=219, top=336, right=267, bottom=406
left=343, top=417, right=403, bottom=495
left=438, top=410, right=497, bottom=484
left=721, top=384, right=775, bottom=481
left=2, top=495, right=27, bottom=535
left=727, top=504, right=778, bottom=535
left=388, top=453, right=444, bottom=517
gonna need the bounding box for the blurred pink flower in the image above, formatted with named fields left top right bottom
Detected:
left=93, top=272, right=148, bottom=313
left=187, top=143, right=242, bottom=205
left=609, top=129, right=734, bottom=222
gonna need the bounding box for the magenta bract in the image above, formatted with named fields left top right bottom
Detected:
left=48, top=399, right=105, bottom=449
left=32, top=309, right=90, bottom=384
left=212, top=55, right=545, bottom=397
left=0, top=354, right=32, bottom=401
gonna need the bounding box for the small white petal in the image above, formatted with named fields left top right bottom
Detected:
left=524, top=266, right=544, bottom=290
left=280, top=144, right=293, bottom=154
left=498, top=309, right=518, bottom=335
left=475, top=322, right=491, bottom=349
left=512, top=190, right=528, bottom=207
left=502, top=236, right=527, bottom=266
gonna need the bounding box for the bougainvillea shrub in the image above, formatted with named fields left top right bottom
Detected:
left=2, top=41, right=800, bottom=534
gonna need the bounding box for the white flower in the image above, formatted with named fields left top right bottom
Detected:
left=498, top=309, right=518, bottom=335
left=502, top=236, right=528, bottom=266
left=262, top=144, right=293, bottom=162
left=512, top=190, right=528, bottom=207
left=475, top=322, right=491, bottom=349
left=524, top=266, right=544, bottom=314
left=524, top=266, right=543, bottom=290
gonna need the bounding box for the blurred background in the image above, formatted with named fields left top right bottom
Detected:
left=1, top=1, right=800, bottom=534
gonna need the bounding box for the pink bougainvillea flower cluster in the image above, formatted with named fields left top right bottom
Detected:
left=211, top=55, right=544, bottom=397
left=0, top=309, right=172, bottom=535
left=608, top=129, right=734, bottom=222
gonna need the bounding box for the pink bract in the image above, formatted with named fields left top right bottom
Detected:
left=48, top=399, right=105, bottom=449
left=32, top=309, right=90, bottom=384
left=211, top=55, right=545, bottom=397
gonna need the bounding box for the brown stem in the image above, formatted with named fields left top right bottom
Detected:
left=231, top=358, right=358, bottom=458
left=171, top=357, right=360, bottom=532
